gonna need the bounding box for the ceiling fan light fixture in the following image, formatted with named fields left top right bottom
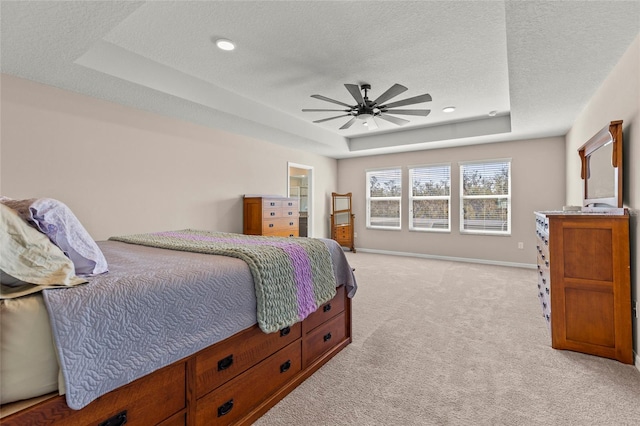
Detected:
left=215, top=38, right=236, bottom=51
left=358, top=113, right=373, bottom=121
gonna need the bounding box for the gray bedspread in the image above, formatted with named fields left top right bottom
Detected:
left=42, top=238, right=356, bottom=410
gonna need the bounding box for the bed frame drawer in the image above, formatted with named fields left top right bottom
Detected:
left=303, top=312, right=347, bottom=367
left=195, top=322, right=301, bottom=399
left=195, top=341, right=302, bottom=426
left=1, top=361, right=186, bottom=426
left=303, top=285, right=345, bottom=333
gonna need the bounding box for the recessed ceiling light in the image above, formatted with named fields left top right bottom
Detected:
left=215, top=39, right=235, bottom=51
left=488, top=110, right=498, bottom=116
left=442, top=106, right=456, bottom=113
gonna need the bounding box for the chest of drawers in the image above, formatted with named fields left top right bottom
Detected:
left=534, top=211, right=632, bottom=364
left=243, top=196, right=299, bottom=237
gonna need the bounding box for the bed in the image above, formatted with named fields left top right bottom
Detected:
left=0, top=199, right=356, bottom=425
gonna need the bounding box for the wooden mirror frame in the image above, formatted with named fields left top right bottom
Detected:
left=578, top=120, right=623, bottom=208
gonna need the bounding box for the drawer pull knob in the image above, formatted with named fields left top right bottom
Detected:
left=323, top=332, right=332, bottom=342
left=280, top=326, right=291, bottom=337
left=270, top=212, right=276, bottom=216
left=217, top=399, right=234, bottom=417
left=270, top=202, right=276, bottom=206
left=289, top=222, right=294, bottom=226
left=99, top=411, right=127, bottom=426
left=217, top=354, right=234, bottom=371
left=280, top=360, right=291, bottom=373
left=288, top=212, right=293, bottom=215
left=323, top=303, right=332, bottom=313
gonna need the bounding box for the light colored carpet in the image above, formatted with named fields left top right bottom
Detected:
left=255, top=252, right=640, bottom=426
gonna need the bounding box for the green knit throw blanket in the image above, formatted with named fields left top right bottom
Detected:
left=109, top=230, right=337, bottom=333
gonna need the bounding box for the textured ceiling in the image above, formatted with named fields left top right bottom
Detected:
left=1, top=1, right=639, bottom=158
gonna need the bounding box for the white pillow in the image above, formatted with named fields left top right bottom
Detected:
left=1, top=198, right=108, bottom=277
left=0, top=204, right=86, bottom=299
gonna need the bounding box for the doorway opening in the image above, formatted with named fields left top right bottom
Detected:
left=287, top=162, right=313, bottom=237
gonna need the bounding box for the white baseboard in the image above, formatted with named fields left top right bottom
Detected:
left=355, top=248, right=537, bottom=269
left=636, top=352, right=640, bottom=372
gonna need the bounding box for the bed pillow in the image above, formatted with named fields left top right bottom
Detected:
left=0, top=204, right=86, bottom=299
left=1, top=198, right=108, bottom=276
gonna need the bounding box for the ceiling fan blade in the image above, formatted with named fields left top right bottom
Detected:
left=302, top=109, right=350, bottom=112
left=339, top=117, right=357, bottom=129
left=372, top=83, right=408, bottom=106
left=377, top=114, right=409, bottom=126
left=365, top=116, right=378, bottom=130
left=310, top=94, right=353, bottom=108
left=383, top=109, right=431, bottom=116
left=344, top=84, right=365, bottom=105
left=381, top=93, right=432, bottom=109
left=313, top=114, right=352, bottom=123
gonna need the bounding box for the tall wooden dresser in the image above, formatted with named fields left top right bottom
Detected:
left=534, top=211, right=632, bottom=364
left=243, top=196, right=299, bottom=237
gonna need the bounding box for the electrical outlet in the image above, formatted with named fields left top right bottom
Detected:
left=517, top=242, right=524, bottom=249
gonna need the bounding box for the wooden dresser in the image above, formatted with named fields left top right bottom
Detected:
left=534, top=211, right=632, bottom=364
left=243, top=196, right=299, bottom=237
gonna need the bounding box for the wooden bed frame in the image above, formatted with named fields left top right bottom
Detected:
left=2, top=286, right=352, bottom=426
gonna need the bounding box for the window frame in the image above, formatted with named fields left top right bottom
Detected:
left=408, top=163, right=451, bottom=233
left=366, top=167, right=402, bottom=230
left=459, top=159, right=512, bottom=235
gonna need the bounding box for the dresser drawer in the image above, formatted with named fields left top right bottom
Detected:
left=282, top=199, right=298, bottom=210
left=195, top=323, right=301, bottom=399
left=263, top=218, right=298, bottom=235
left=263, top=208, right=282, bottom=219
left=262, top=199, right=282, bottom=209
left=196, top=341, right=302, bottom=426
left=303, top=313, right=347, bottom=367
left=303, top=286, right=345, bottom=333
left=282, top=208, right=299, bottom=219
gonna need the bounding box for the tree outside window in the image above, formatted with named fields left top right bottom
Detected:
left=409, top=164, right=451, bottom=232
left=366, top=168, right=402, bottom=229
left=459, top=160, right=511, bottom=234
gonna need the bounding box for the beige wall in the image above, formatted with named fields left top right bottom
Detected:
left=565, top=34, right=639, bottom=362
left=337, top=137, right=566, bottom=266
left=0, top=75, right=337, bottom=240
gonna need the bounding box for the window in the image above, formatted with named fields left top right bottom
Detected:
left=366, top=168, right=402, bottom=229
left=460, top=159, right=511, bottom=234
left=409, top=164, right=451, bottom=232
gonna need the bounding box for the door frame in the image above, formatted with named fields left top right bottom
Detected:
left=287, top=162, right=314, bottom=237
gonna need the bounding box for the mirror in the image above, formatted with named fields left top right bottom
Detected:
left=334, top=196, right=350, bottom=212
left=578, top=120, right=623, bottom=208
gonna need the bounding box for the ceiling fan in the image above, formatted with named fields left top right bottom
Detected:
left=302, top=83, right=432, bottom=130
